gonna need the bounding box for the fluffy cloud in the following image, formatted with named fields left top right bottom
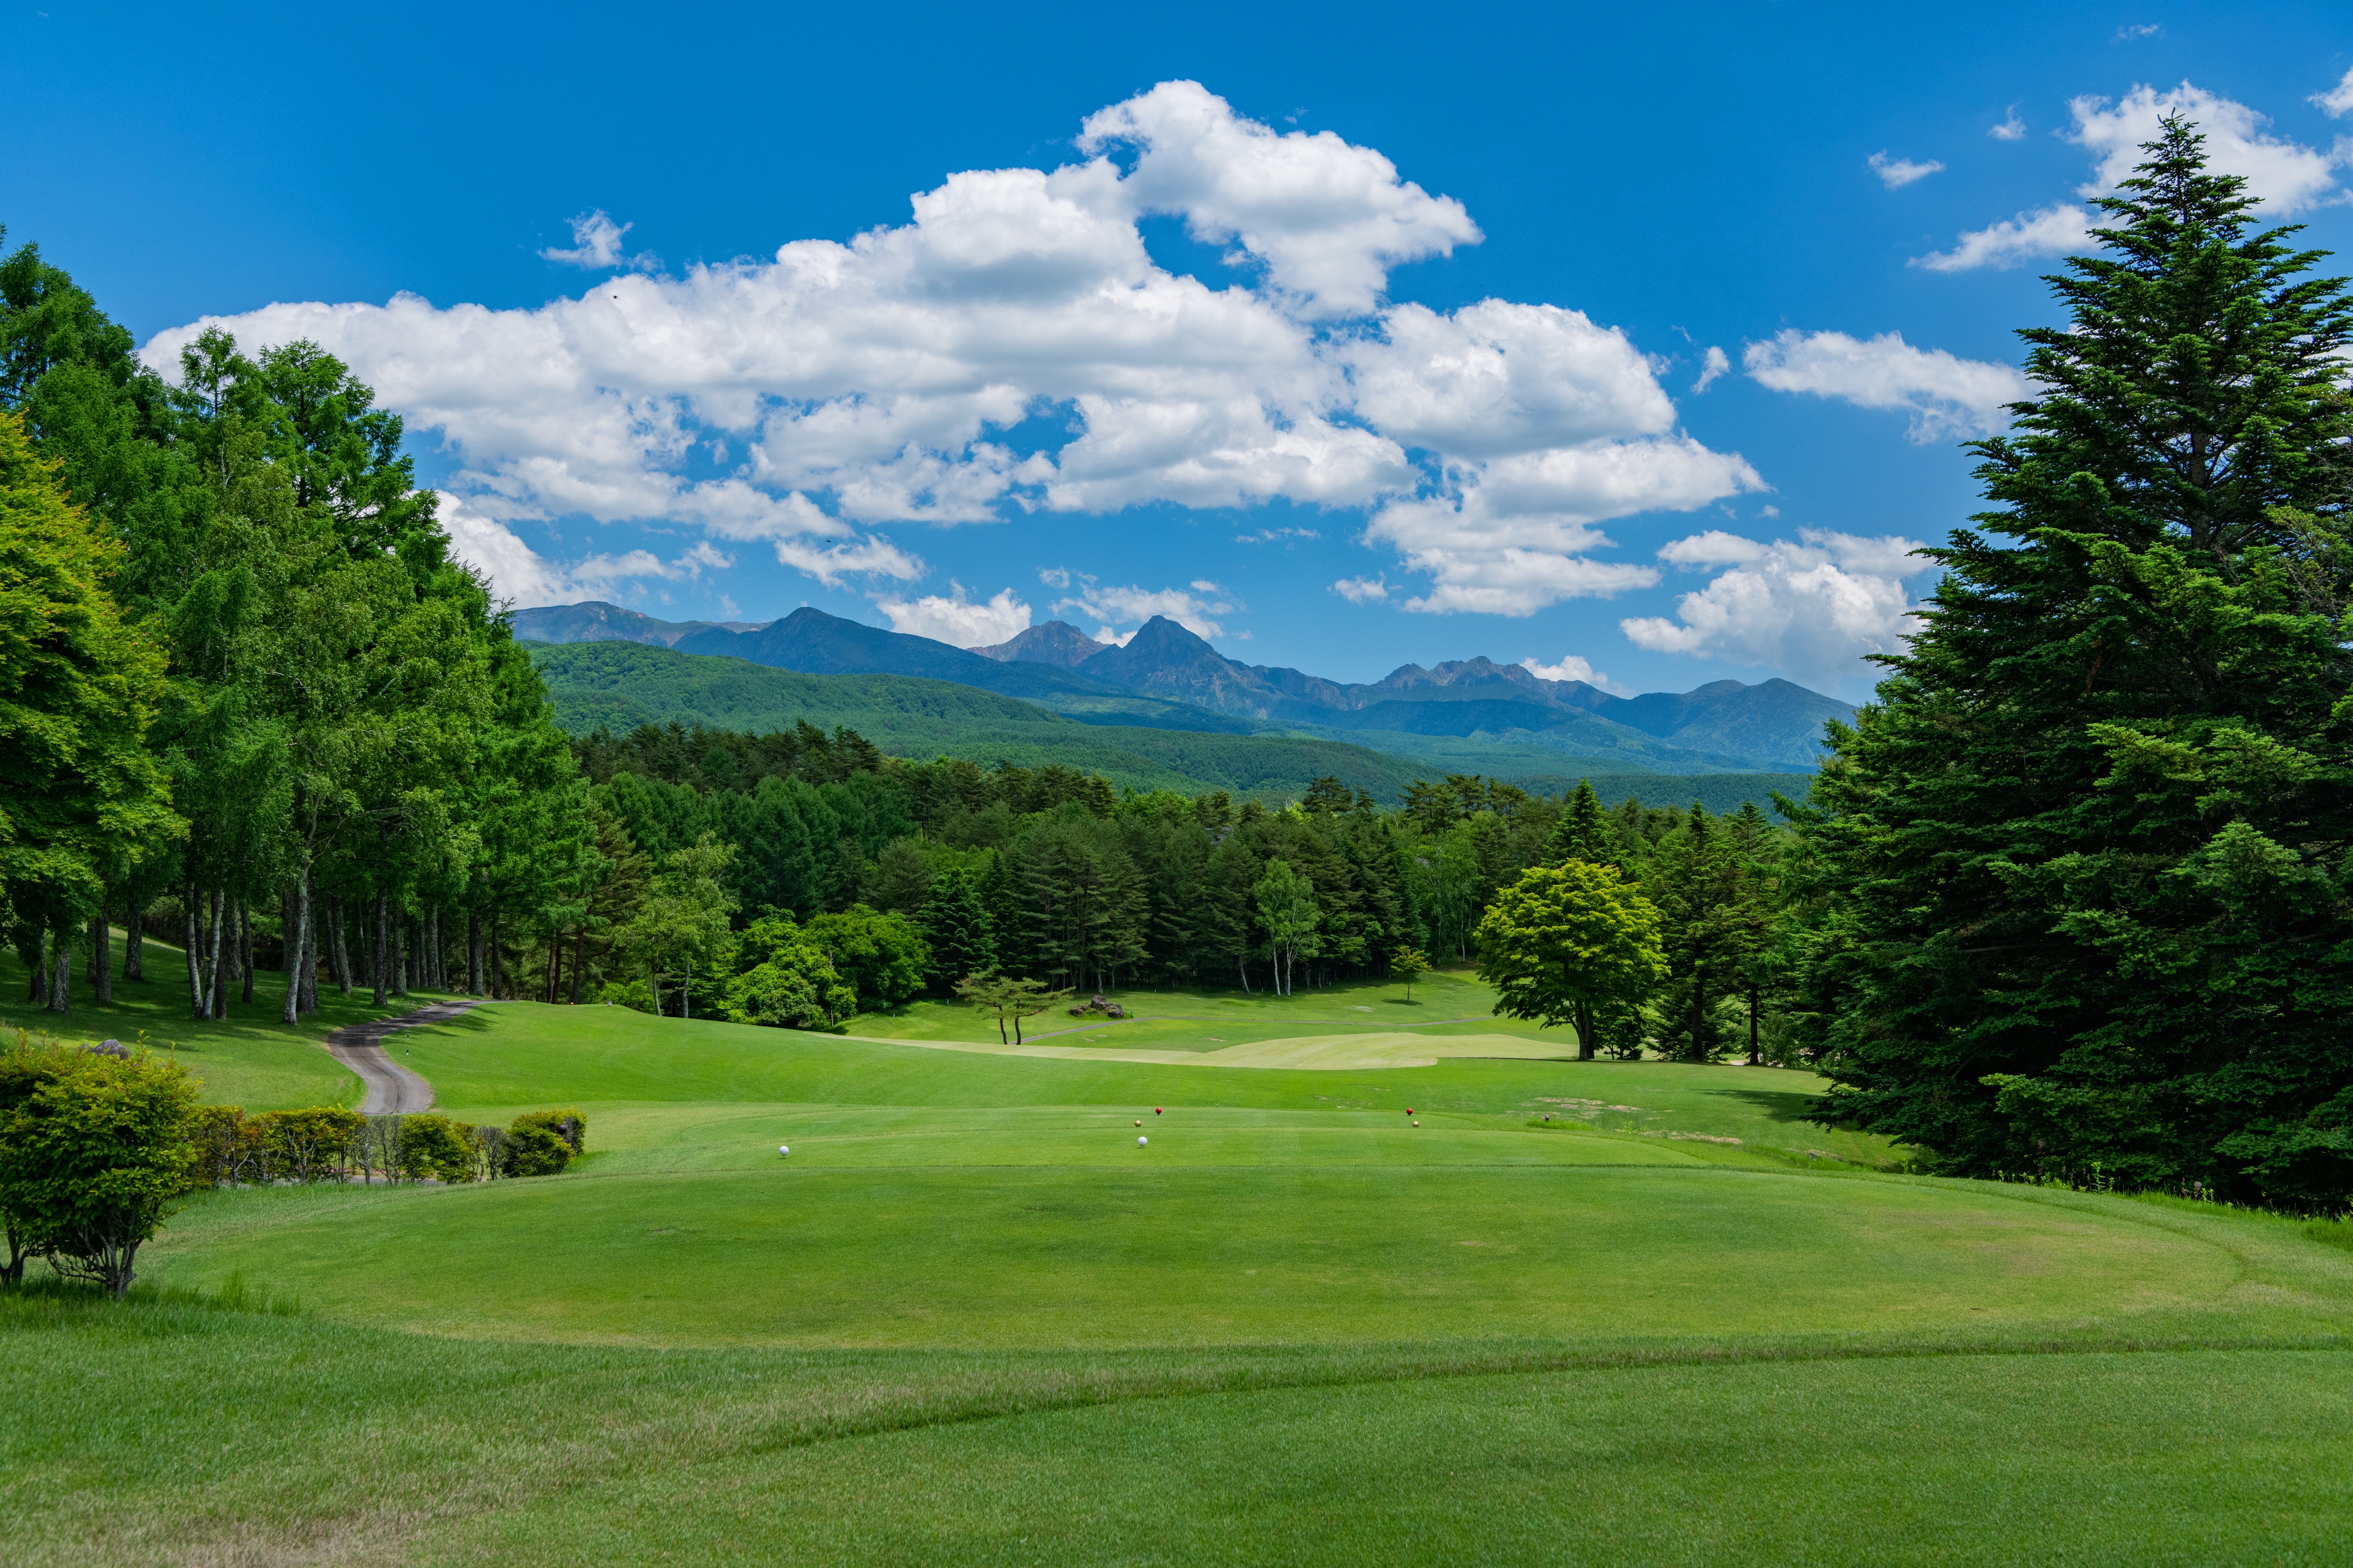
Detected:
left=439, top=493, right=729, bottom=608
left=1331, top=575, right=1388, bottom=602
left=141, top=82, right=1750, bottom=617
left=1520, top=654, right=1629, bottom=694
left=1054, top=579, right=1237, bottom=640
left=1914, top=205, right=2098, bottom=273
left=1743, top=330, right=2029, bottom=442
left=2316, top=68, right=2353, bottom=119
left=873, top=583, right=1032, bottom=646
left=538, top=210, right=652, bottom=270
left=1692, top=346, right=1731, bottom=393
left=2073, top=84, right=2341, bottom=211
left=1622, top=528, right=1932, bottom=690
left=1990, top=110, right=2027, bottom=142
left=1079, top=81, right=1481, bottom=318
left=1921, top=83, right=2343, bottom=274
left=1868, top=151, right=1944, bottom=188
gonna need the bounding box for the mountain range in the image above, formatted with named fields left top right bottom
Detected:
left=510, top=602, right=1853, bottom=773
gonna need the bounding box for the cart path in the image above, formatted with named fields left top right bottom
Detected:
left=325, top=1000, right=490, bottom=1113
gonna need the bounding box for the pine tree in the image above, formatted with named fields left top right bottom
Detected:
left=917, top=867, right=996, bottom=992
left=1806, top=119, right=2353, bottom=1204
left=1545, top=780, right=1614, bottom=866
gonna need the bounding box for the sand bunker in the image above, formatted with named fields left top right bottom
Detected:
left=863, top=1030, right=1571, bottom=1071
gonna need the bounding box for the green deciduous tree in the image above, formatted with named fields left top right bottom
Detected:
left=1476, top=861, right=1668, bottom=1061
left=801, top=906, right=931, bottom=1010
left=0, top=412, right=175, bottom=1002
left=1252, top=859, right=1321, bottom=997
left=1388, top=944, right=1430, bottom=1002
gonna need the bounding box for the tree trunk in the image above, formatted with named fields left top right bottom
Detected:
left=47, top=927, right=70, bottom=1014
left=1576, top=1000, right=1597, bottom=1061
left=1238, top=960, right=1250, bottom=995
left=211, top=893, right=229, bottom=1019
left=489, top=914, right=502, bottom=1000
left=1747, top=983, right=1761, bottom=1066
left=326, top=895, right=349, bottom=994
left=298, top=875, right=319, bottom=1016
left=90, top=908, right=112, bottom=1005
left=184, top=891, right=205, bottom=1018
left=283, top=871, right=312, bottom=1024
left=240, top=901, right=257, bottom=1004
left=571, top=929, right=587, bottom=1005
left=394, top=916, right=409, bottom=998
left=468, top=909, right=484, bottom=996
left=373, top=892, right=390, bottom=1007
left=546, top=935, right=560, bottom=1004
left=125, top=899, right=144, bottom=981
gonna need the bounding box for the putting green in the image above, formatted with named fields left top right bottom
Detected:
left=875, top=1029, right=1571, bottom=1069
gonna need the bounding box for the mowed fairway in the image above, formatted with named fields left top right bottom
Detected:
left=13, top=979, right=2353, bottom=1565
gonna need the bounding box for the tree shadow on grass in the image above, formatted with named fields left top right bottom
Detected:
left=1719, top=1087, right=1829, bottom=1124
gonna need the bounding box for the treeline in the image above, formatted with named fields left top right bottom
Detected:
left=2, top=228, right=585, bottom=1024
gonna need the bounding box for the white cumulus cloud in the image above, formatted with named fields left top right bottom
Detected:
left=1921, top=83, right=2344, bottom=274
left=1054, top=579, right=1238, bottom=641
left=873, top=583, right=1032, bottom=647
left=1332, top=575, right=1388, bottom=602
left=1692, top=346, right=1731, bottom=393
left=440, top=493, right=729, bottom=608
left=1520, top=654, right=1629, bottom=695
left=143, top=82, right=1747, bottom=612
left=1914, top=204, right=2099, bottom=273
left=1743, top=329, right=2029, bottom=442
left=540, top=210, right=654, bottom=271
left=2316, top=67, right=2353, bottom=119
left=1622, top=528, right=1933, bottom=691
left=1990, top=110, right=2027, bottom=141
left=1868, top=151, right=1944, bottom=188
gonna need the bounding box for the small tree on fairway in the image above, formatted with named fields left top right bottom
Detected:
left=953, top=968, right=1070, bottom=1044
left=1252, top=859, right=1321, bottom=997
left=1389, top=944, right=1431, bottom=1002
left=1475, top=862, right=1669, bottom=1061
left=0, top=1045, right=199, bottom=1295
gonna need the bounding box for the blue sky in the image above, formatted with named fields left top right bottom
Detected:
left=9, top=1, right=2352, bottom=698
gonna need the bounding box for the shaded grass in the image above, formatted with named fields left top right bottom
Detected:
left=0, top=939, right=433, bottom=1111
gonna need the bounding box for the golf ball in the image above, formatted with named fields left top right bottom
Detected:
left=1138, top=1135, right=1149, bottom=1146
left=778, top=1145, right=790, bottom=1156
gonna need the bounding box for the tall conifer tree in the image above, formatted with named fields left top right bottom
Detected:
left=1806, top=120, right=2353, bottom=1205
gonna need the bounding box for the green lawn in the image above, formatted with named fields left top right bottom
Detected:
left=11, top=974, right=2353, bottom=1563
left=0, top=937, right=447, bottom=1110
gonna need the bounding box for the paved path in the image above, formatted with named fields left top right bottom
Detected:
left=325, top=1000, right=490, bottom=1113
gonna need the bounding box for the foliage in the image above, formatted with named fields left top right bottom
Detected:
left=1388, top=944, right=1430, bottom=1001
left=395, top=1115, right=473, bottom=1184
left=1798, top=122, right=2353, bottom=1207
left=509, top=1108, right=587, bottom=1155
left=0, top=1044, right=198, bottom=1295
left=499, top=1123, right=573, bottom=1178
left=916, top=867, right=995, bottom=991
left=952, top=968, right=1070, bottom=1044
left=0, top=411, right=174, bottom=970
left=800, top=906, right=931, bottom=1010
left=1475, top=861, right=1668, bottom=1060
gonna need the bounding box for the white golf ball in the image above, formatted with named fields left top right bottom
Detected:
left=778, top=1145, right=790, bottom=1157
left=1137, top=1135, right=1148, bottom=1146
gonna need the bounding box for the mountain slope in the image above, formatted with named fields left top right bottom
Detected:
left=515, top=601, right=1852, bottom=772
left=525, top=641, right=1429, bottom=800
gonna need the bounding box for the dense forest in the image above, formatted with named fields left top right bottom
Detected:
left=7, top=124, right=2353, bottom=1209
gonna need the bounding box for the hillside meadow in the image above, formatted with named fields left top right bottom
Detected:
left=7, top=954, right=2353, bottom=1564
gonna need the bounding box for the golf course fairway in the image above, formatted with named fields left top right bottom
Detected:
left=9, top=972, right=2353, bottom=1565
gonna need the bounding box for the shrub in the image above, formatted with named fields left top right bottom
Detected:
left=187, top=1104, right=262, bottom=1187
left=725, top=945, right=856, bottom=1030
left=395, top=1115, right=474, bottom=1183
left=509, top=1108, right=587, bottom=1156
left=500, top=1124, right=573, bottom=1178
left=596, top=979, right=655, bottom=1013
left=253, top=1106, right=367, bottom=1182
left=0, top=1045, right=200, bottom=1296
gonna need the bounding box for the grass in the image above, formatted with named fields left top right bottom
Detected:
left=11, top=968, right=2353, bottom=1563
left=0, top=937, right=449, bottom=1110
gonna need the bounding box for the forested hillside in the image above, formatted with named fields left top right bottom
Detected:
left=528, top=640, right=1425, bottom=797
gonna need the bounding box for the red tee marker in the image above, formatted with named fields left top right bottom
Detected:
left=1154, top=1107, right=1163, bottom=1115
left=1405, top=1107, right=1414, bottom=1115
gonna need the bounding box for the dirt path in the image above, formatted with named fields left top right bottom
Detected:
left=325, top=1000, right=489, bottom=1113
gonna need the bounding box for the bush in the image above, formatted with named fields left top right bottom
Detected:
left=500, top=1124, right=573, bottom=1178
left=596, top=979, right=655, bottom=1013
left=253, top=1106, right=366, bottom=1182
left=725, top=945, right=856, bottom=1030
left=509, top=1108, right=587, bottom=1156
left=0, top=1042, right=200, bottom=1296
left=395, top=1115, right=474, bottom=1183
